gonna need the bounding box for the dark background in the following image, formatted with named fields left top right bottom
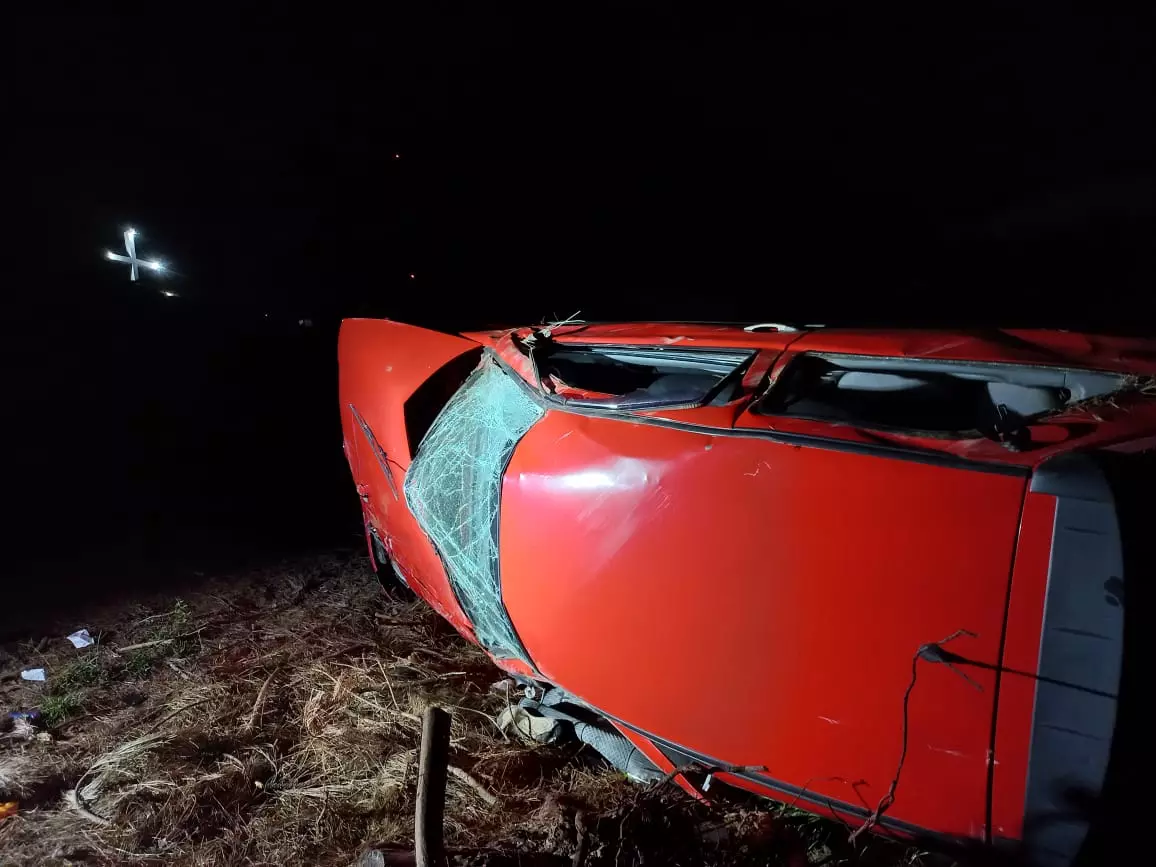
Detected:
left=3, top=8, right=1153, bottom=630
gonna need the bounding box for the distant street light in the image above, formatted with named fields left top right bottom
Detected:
left=105, top=228, right=166, bottom=281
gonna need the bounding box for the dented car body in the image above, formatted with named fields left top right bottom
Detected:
left=339, top=319, right=1153, bottom=865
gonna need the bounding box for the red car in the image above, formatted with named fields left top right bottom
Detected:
left=339, top=319, right=1149, bottom=865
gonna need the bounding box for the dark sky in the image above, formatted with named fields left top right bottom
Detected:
left=8, top=8, right=1153, bottom=329
left=2, top=8, right=1154, bottom=606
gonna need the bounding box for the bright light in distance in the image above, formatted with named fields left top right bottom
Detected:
left=161, top=290, right=177, bottom=298
left=409, top=273, right=416, bottom=279
left=147, top=261, right=165, bottom=271
left=126, top=228, right=137, bottom=237
left=106, top=251, right=117, bottom=259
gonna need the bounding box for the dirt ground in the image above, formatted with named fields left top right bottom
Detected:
left=0, top=552, right=920, bottom=866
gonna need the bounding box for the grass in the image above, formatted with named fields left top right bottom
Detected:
left=0, top=553, right=914, bottom=867
left=120, top=599, right=197, bottom=679
left=52, top=652, right=107, bottom=692
left=40, top=692, right=83, bottom=727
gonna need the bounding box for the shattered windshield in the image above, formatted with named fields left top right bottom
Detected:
left=404, top=359, right=544, bottom=661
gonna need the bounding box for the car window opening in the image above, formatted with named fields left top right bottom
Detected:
left=531, top=343, right=755, bottom=409
left=758, top=353, right=1129, bottom=436
left=403, top=348, right=484, bottom=456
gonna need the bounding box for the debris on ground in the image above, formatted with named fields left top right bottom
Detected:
left=0, top=552, right=915, bottom=866
left=65, top=630, right=94, bottom=650
left=17, top=670, right=44, bottom=683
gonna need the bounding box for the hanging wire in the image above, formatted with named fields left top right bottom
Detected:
left=849, top=629, right=982, bottom=844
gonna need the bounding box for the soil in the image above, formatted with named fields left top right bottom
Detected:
left=0, top=552, right=921, bottom=866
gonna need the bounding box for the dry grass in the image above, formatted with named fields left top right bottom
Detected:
left=0, top=552, right=907, bottom=866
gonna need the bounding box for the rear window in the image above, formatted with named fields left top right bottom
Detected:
left=403, top=348, right=483, bottom=455
left=533, top=344, right=754, bottom=409
left=757, top=353, right=1128, bottom=436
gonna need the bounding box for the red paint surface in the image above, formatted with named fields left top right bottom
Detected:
left=339, top=319, right=1156, bottom=847
left=609, top=723, right=704, bottom=800
left=991, top=492, right=1057, bottom=841
left=469, top=323, right=1156, bottom=376
left=472, top=325, right=1156, bottom=469
left=500, top=409, right=1026, bottom=839
left=338, top=318, right=481, bottom=640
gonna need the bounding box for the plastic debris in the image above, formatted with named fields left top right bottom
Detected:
left=0, top=802, right=18, bottom=821
left=496, top=705, right=560, bottom=743
left=8, top=710, right=42, bottom=724
left=19, top=669, right=46, bottom=682
left=67, top=629, right=94, bottom=649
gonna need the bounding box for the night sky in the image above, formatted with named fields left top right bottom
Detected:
left=4, top=9, right=1153, bottom=624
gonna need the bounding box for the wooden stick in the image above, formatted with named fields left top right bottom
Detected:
left=447, top=765, right=501, bottom=807
left=415, top=706, right=450, bottom=867
left=114, top=627, right=205, bottom=654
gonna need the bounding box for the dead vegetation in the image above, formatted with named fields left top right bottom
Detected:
left=0, top=553, right=912, bottom=866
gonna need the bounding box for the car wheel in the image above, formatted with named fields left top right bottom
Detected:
left=371, top=534, right=414, bottom=598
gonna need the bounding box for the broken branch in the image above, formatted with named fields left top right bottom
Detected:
left=447, top=765, right=501, bottom=807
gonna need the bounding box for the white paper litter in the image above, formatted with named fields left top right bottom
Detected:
left=67, top=629, right=94, bottom=649
left=20, top=668, right=46, bottom=682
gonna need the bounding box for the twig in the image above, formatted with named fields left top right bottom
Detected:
left=615, top=802, right=636, bottom=867
left=374, top=614, right=422, bottom=626
left=197, top=592, right=242, bottom=612
left=448, top=705, right=509, bottom=741
left=148, top=696, right=215, bottom=731
left=243, top=672, right=276, bottom=731
left=447, top=765, right=501, bottom=807
left=572, top=809, right=589, bottom=867
left=415, top=707, right=451, bottom=867
left=166, top=660, right=191, bottom=681
left=132, top=611, right=176, bottom=627
left=114, top=627, right=206, bottom=654
left=378, top=659, right=401, bottom=711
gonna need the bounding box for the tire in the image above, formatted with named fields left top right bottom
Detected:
left=371, top=534, right=415, bottom=598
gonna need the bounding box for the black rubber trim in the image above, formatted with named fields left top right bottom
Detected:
left=1020, top=455, right=1124, bottom=866
left=610, top=715, right=946, bottom=842
left=488, top=349, right=1029, bottom=478
left=985, top=483, right=1031, bottom=844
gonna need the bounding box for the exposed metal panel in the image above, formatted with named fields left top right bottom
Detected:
left=1025, top=456, right=1124, bottom=866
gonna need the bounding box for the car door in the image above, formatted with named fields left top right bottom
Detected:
left=338, top=318, right=482, bottom=634
left=498, top=389, right=1029, bottom=841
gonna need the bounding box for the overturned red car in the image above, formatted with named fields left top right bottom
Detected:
left=339, top=319, right=1150, bottom=865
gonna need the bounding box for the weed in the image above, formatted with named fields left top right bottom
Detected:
left=124, top=649, right=157, bottom=679
left=41, top=692, right=83, bottom=726
left=157, top=599, right=196, bottom=657
left=168, top=599, right=191, bottom=633
left=53, top=653, right=107, bottom=692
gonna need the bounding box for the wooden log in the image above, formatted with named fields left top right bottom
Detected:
left=415, top=706, right=451, bottom=867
